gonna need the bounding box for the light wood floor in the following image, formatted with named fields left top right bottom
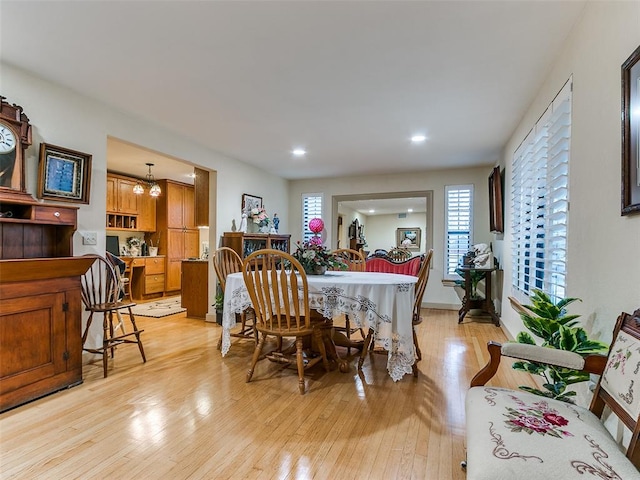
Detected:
left=0, top=309, right=536, bottom=479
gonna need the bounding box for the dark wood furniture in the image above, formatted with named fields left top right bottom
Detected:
left=457, top=265, right=500, bottom=326
left=221, top=232, right=290, bottom=259
left=0, top=256, right=95, bottom=412
left=181, top=259, right=209, bottom=319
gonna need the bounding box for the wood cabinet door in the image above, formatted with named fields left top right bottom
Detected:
left=137, top=194, right=156, bottom=232
left=117, top=178, right=139, bottom=214
left=166, top=182, right=184, bottom=228
left=183, top=186, right=195, bottom=229
left=165, top=259, right=182, bottom=291
left=0, top=292, right=66, bottom=394
left=166, top=229, right=184, bottom=259
left=184, top=229, right=199, bottom=259
left=106, top=175, right=117, bottom=213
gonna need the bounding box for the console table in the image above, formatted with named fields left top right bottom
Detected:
left=457, top=266, right=500, bottom=326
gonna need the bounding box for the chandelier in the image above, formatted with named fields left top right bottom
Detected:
left=133, top=163, right=162, bottom=197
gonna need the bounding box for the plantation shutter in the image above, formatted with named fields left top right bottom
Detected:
left=302, top=194, right=323, bottom=243
left=512, top=78, right=571, bottom=300
left=445, top=185, right=474, bottom=279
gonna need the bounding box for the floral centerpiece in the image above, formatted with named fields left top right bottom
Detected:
left=292, top=241, right=346, bottom=275
left=292, top=218, right=347, bottom=274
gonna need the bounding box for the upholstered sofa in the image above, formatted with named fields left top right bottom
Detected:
left=465, top=309, right=640, bottom=479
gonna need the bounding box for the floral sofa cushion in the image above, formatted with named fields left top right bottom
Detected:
left=465, top=386, right=640, bottom=479
left=601, top=330, right=640, bottom=420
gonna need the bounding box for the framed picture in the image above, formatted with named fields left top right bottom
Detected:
left=37, top=143, right=91, bottom=204
left=489, top=166, right=504, bottom=233
left=242, top=193, right=262, bottom=213
left=396, top=227, right=421, bottom=250
left=622, top=44, right=640, bottom=215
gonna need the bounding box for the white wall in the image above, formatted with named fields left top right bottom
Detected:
left=497, top=2, right=640, bottom=344
left=290, top=166, right=493, bottom=308
left=363, top=213, right=427, bottom=254
left=2, top=63, right=289, bottom=339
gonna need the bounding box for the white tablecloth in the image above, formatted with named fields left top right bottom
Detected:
left=221, top=270, right=418, bottom=381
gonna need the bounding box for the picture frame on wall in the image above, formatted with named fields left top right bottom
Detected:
left=396, top=227, right=421, bottom=250
left=37, top=143, right=91, bottom=204
left=622, top=44, right=640, bottom=216
left=242, top=193, right=262, bottom=214
left=489, top=166, right=504, bottom=233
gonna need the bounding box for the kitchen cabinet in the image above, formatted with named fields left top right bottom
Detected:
left=106, top=173, right=138, bottom=215
left=106, top=172, right=156, bottom=232
left=181, top=260, right=208, bottom=318
left=126, top=256, right=166, bottom=300
left=155, top=180, right=199, bottom=293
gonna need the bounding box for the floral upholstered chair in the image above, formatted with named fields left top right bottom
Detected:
left=465, top=309, right=640, bottom=479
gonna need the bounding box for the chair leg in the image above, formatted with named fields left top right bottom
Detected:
left=246, top=333, right=267, bottom=383
left=296, top=336, right=305, bottom=394
left=127, top=308, right=146, bottom=363
left=102, top=312, right=110, bottom=378
left=358, top=328, right=374, bottom=370
left=413, top=325, right=422, bottom=362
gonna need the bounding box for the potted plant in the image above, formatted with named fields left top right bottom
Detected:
left=214, top=286, right=224, bottom=325
left=509, top=289, right=608, bottom=403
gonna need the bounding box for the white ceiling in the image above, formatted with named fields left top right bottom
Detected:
left=2, top=1, right=586, bottom=183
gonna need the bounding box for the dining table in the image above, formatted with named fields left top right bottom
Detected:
left=220, top=270, right=418, bottom=382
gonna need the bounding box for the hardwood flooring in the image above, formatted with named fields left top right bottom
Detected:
left=0, top=309, right=536, bottom=479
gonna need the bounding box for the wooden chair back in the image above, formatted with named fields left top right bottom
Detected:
left=413, top=249, right=433, bottom=323
left=213, top=247, right=243, bottom=290
left=80, top=255, right=145, bottom=377
left=332, top=248, right=366, bottom=272
left=81, top=254, right=120, bottom=309
left=242, top=249, right=313, bottom=335
left=365, top=255, right=423, bottom=276
left=591, top=309, right=640, bottom=464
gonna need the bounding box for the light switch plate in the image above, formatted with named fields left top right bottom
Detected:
left=82, top=231, right=98, bottom=245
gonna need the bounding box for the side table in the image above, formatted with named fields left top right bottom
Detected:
left=458, top=266, right=500, bottom=326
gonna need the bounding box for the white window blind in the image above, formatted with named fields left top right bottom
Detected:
left=445, top=185, right=473, bottom=279
left=511, top=79, right=571, bottom=301
left=302, top=193, right=323, bottom=242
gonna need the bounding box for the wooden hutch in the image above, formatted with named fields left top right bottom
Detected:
left=0, top=97, right=93, bottom=412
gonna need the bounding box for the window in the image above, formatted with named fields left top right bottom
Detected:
left=445, top=185, right=473, bottom=279
left=302, top=193, right=323, bottom=242
left=512, top=79, right=571, bottom=301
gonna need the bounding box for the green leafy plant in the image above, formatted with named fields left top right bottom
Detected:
left=510, top=289, right=608, bottom=403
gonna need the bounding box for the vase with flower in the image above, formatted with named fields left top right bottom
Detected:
left=292, top=218, right=346, bottom=275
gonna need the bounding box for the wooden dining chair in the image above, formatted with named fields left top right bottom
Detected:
left=331, top=248, right=366, bottom=352
left=242, top=249, right=331, bottom=394
left=80, top=255, right=146, bottom=378
left=359, top=253, right=426, bottom=374
left=411, top=249, right=433, bottom=376
left=213, top=247, right=257, bottom=350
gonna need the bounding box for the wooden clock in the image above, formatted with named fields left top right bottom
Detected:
left=0, top=95, right=32, bottom=201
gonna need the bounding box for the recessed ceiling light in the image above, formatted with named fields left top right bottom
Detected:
left=187, top=173, right=196, bottom=178
left=292, top=148, right=306, bottom=156
left=411, top=134, right=426, bottom=143
left=407, top=208, right=413, bottom=212
left=369, top=209, right=375, bottom=213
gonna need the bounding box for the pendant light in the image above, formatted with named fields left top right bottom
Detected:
left=134, top=162, right=162, bottom=197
